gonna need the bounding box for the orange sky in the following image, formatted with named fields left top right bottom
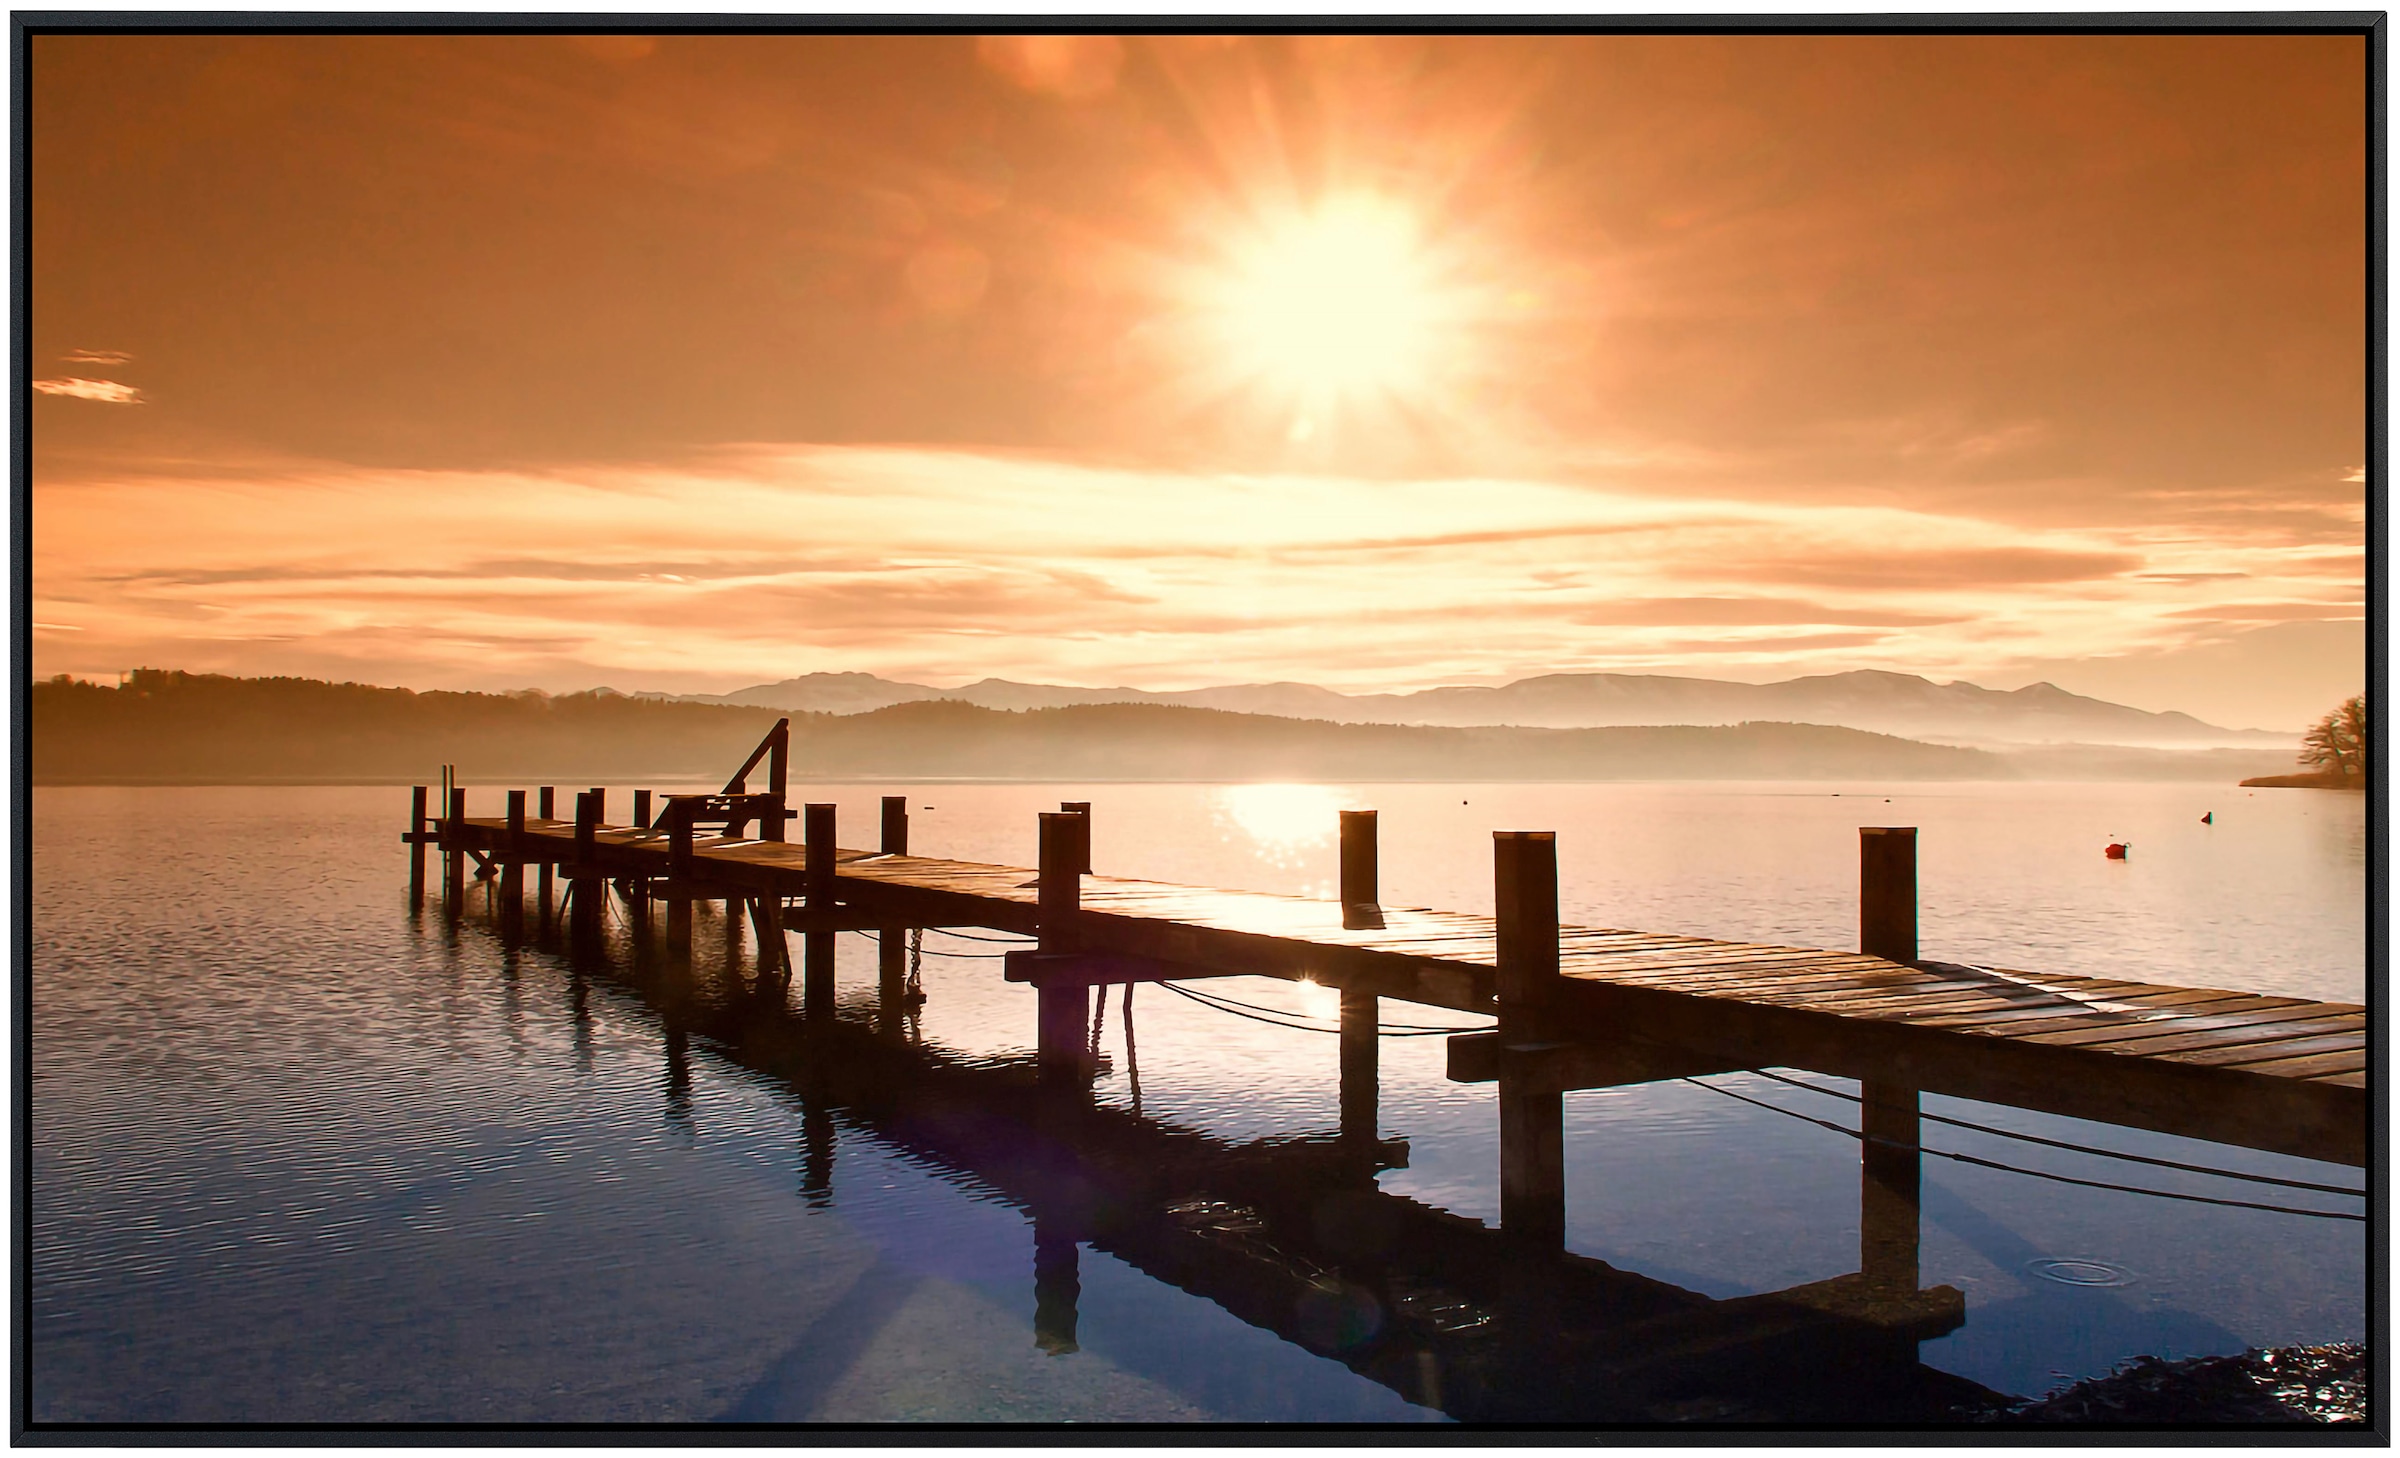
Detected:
left=29, top=32, right=2369, bottom=729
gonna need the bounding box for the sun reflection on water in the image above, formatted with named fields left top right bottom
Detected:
left=1291, top=976, right=1343, bottom=1020
left=1213, top=783, right=1350, bottom=871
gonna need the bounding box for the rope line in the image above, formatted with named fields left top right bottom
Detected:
left=1584, top=1019, right=2371, bottom=1201
left=1731, top=1066, right=2365, bottom=1198
left=926, top=927, right=1037, bottom=946
left=1157, top=980, right=1493, bottom=1038
left=847, top=929, right=1010, bottom=959
left=1681, top=1076, right=2364, bottom=1222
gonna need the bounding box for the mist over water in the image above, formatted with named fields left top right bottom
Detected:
left=29, top=781, right=2365, bottom=1422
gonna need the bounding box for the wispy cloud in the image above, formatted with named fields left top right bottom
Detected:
left=61, top=348, right=133, bottom=365
left=27, top=443, right=2365, bottom=697
left=33, top=378, right=144, bottom=404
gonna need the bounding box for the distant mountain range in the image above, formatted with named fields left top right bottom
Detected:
left=639, top=669, right=2288, bottom=750
left=32, top=671, right=2297, bottom=784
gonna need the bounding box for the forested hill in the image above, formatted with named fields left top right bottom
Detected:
left=31, top=670, right=2010, bottom=784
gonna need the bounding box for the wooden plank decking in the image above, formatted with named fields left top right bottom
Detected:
left=449, top=815, right=2366, bottom=1167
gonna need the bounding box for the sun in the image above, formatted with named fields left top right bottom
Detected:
left=1204, top=197, right=1446, bottom=403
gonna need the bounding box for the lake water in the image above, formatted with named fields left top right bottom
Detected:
left=29, top=781, right=2368, bottom=1424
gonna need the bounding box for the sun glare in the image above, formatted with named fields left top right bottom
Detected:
left=1208, top=198, right=1444, bottom=401
left=1216, top=783, right=1348, bottom=865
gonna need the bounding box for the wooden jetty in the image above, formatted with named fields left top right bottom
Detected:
left=410, top=719, right=2366, bottom=1280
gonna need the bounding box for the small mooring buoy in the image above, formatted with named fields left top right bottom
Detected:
left=2201, top=811, right=2213, bottom=825
left=2105, top=842, right=2130, bottom=860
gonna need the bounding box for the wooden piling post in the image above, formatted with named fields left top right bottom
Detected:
left=663, top=800, right=694, bottom=957
left=443, top=787, right=466, bottom=915
left=408, top=785, right=428, bottom=908
left=1340, top=809, right=1381, bottom=929
left=803, top=803, right=837, bottom=1017
left=625, top=790, right=651, bottom=933
left=1060, top=802, right=1092, bottom=874
left=1340, top=990, right=1378, bottom=1146
left=1036, top=812, right=1088, bottom=1083
left=570, top=790, right=602, bottom=942
left=879, top=798, right=909, bottom=1022
left=499, top=790, right=526, bottom=936
left=1495, top=830, right=1564, bottom=1248
left=1858, top=827, right=1922, bottom=1296
left=1860, top=827, right=1918, bottom=965
left=536, top=787, right=555, bottom=930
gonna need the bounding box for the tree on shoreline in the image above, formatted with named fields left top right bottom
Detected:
left=2299, top=694, right=2367, bottom=780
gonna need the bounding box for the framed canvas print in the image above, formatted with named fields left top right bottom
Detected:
left=19, top=17, right=2377, bottom=1438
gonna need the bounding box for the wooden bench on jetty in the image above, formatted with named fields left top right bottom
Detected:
left=408, top=718, right=2366, bottom=1298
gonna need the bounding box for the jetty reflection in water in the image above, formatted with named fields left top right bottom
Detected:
left=494, top=880, right=1997, bottom=1425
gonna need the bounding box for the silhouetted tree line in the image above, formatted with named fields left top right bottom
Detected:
left=32, top=668, right=2011, bottom=785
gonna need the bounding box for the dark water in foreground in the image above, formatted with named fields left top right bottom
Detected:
left=29, top=783, right=2367, bottom=1424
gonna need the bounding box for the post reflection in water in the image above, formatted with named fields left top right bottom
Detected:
left=800, top=1103, right=836, bottom=1209
left=501, top=863, right=1980, bottom=1426
left=1032, top=1217, right=1082, bottom=1356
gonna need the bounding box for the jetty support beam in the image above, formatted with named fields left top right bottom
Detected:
left=1035, top=811, right=1089, bottom=1085
left=443, top=787, right=466, bottom=916
left=803, top=803, right=837, bottom=1015
left=1338, top=809, right=1383, bottom=1143
left=1340, top=809, right=1383, bottom=930
left=1495, top=830, right=1565, bottom=1249
left=1859, top=827, right=1923, bottom=1299
left=407, top=785, right=429, bottom=909
left=569, top=789, right=605, bottom=943
left=878, top=797, right=910, bottom=1025
left=536, top=787, right=555, bottom=933
left=1341, top=990, right=1379, bottom=1148
left=498, top=790, right=526, bottom=938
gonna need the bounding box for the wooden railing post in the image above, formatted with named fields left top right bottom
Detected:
left=1495, top=830, right=1564, bottom=1248
left=633, top=789, right=652, bottom=830
left=408, top=785, right=429, bottom=908
left=1036, top=812, right=1087, bottom=1083
left=803, top=803, right=837, bottom=1017
left=1859, top=826, right=1921, bottom=1296
left=764, top=720, right=789, bottom=843
left=1860, top=827, right=1918, bottom=965
left=1060, top=801, right=1092, bottom=874
left=1340, top=809, right=1381, bottom=929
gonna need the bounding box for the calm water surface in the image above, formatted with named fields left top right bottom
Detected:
left=30, top=781, right=2368, bottom=1423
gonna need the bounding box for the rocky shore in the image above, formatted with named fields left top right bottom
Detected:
left=1963, top=1343, right=2367, bottom=1425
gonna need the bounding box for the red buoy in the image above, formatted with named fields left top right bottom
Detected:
left=2104, top=842, right=2129, bottom=860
